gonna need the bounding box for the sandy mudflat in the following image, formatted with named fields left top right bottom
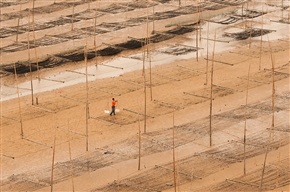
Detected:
left=0, top=0, right=289, bottom=191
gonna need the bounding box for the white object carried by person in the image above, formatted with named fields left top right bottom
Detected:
left=104, top=109, right=120, bottom=114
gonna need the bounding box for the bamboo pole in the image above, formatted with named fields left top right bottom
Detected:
left=179, top=0, right=181, bottom=8
left=259, top=5, right=264, bottom=70
left=32, top=0, right=40, bottom=79
left=143, top=43, right=147, bottom=133
left=281, top=0, right=284, bottom=19
left=50, top=128, right=57, bottom=192
left=259, top=36, right=275, bottom=189
left=85, top=18, right=89, bottom=152
left=88, top=0, right=91, bottom=10
left=152, top=3, right=155, bottom=33
left=195, top=0, right=199, bottom=62
left=143, top=3, right=149, bottom=133
left=138, top=111, right=141, bottom=170
left=243, top=62, right=251, bottom=175
left=16, top=5, right=22, bottom=43
left=198, top=3, right=203, bottom=42
left=149, top=49, right=153, bottom=101
left=209, top=31, right=216, bottom=147
left=276, top=150, right=281, bottom=187
left=248, top=0, right=254, bottom=48
left=68, top=121, right=75, bottom=192
left=71, top=0, right=75, bottom=31
left=27, top=10, right=34, bottom=105
left=288, top=2, right=290, bottom=23
left=270, top=47, right=275, bottom=133
left=16, top=17, right=20, bottom=42
left=94, top=16, right=97, bottom=65
left=146, top=2, right=153, bottom=101
left=85, top=47, right=89, bottom=152
left=172, top=110, right=177, bottom=192
left=13, top=63, right=24, bottom=139
left=146, top=2, right=149, bottom=54
left=205, top=22, right=209, bottom=85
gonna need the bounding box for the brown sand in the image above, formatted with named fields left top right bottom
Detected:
left=1, top=0, right=289, bottom=191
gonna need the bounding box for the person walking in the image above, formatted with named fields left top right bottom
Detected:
left=110, top=98, right=117, bottom=116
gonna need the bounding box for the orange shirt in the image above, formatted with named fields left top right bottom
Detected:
left=112, top=101, right=116, bottom=106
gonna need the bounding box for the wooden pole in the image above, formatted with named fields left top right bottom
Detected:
left=259, top=36, right=275, bottom=189
left=152, top=3, right=155, bottom=33
left=16, top=17, right=20, bottom=42
left=243, top=62, right=251, bottom=175
left=71, top=0, right=75, bottom=31
left=259, top=5, right=264, bottom=70
left=27, top=10, right=34, bottom=105
left=172, top=110, right=177, bottom=192
left=249, top=0, right=255, bottom=48
left=242, top=3, right=244, bottom=17
left=143, top=44, right=147, bottom=133
left=16, top=5, right=22, bottom=43
left=94, top=16, right=97, bottom=65
left=209, top=31, right=216, bottom=147
left=13, top=63, right=24, bottom=139
left=138, top=111, right=141, bottom=170
left=195, top=0, right=199, bottom=62
left=68, top=121, right=75, bottom=192
left=146, top=2, right=149, bottom=54
left=149, top=48, right=153, bottom=101
left=143, top=3, right=149, bottom=133
left=288, top=2, right=290, bottom=22
left=288, top=3, right=290, bottom=22
left=281, top=0, right=284, bottom=19
left=179, top=0, right=181, bottom=8
left=50, top=128, right=57, bottom=192
left=276, top=149, right=281, bottom=187
left=270, top=43, right=275, bottom=131
left=85, top=48, right=89, bottom=152
left=85, top=18, right=89, bottom=152
left=32, top=0, right=40, bottom=79
left=205, top=22, right=209, bottom=85
left=146, top=3, right=153, bottom=101
left=199, top=5, right=202, bottom=42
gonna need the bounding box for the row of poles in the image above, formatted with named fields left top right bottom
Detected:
left=9, top=0, right=284, bottom=191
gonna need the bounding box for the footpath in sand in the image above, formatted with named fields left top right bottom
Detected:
left=1, top=0, right=289, bottom=191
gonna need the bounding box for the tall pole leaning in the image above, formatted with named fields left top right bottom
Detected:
left=68, top=121, right=75, bottom=192
left=32, top=0, right=40, bottom=79
left=16, top=5, right=22, bottom=43
left=209, top=31, right=216, bottom=147
left=195, top=0, right=199, bottom=62
left=147, top=4, right=153, bottom=101
left=172, top=110, right=177, bottom=192
left=84, top=16, right=90, bottom=152
left=205, top=22, right=209, bottom=85
left=50, top=127, right=57, bottom=192
left=14, top=63, right=24, bottom=139
left=259, top=5, right=264, bottom=70
left=84, top=43, right=89, bottom=151
left=71, top=0, right=75, bottom=31
left=138, top=111, right=141, bottom=170
left=143, top=43, right=147, bottom=133
left=143, top=2, right=150, bottom=133
left=27, top=11, right=34, bottom=105
left=243, top=62, right=251, bottom=175
left=259, top=37, right=275, bottom=189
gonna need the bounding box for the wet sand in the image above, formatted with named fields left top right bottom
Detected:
left=1, top=0, right=289, bottom=191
